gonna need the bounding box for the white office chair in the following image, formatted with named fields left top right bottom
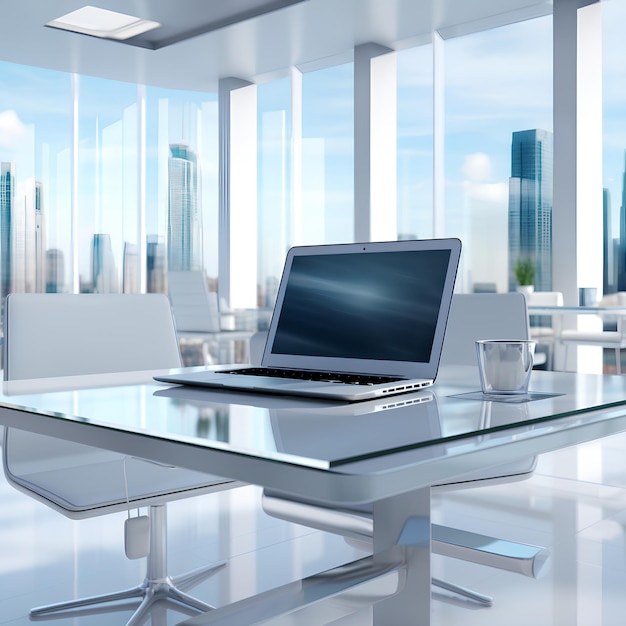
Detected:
left=560, top=292, right=626, bottom=374
left=257, top=293, right=549, bottom=607
left=168, top=271, right=221, bottom=333
left=168, top=270, right=251, bottom=364
left=2, top=293, right=242, bottom=625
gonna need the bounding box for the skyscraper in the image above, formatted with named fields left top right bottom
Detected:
left=147, top=234, right=167, bottom=294
left=46, top=249, right=64, bottom=293
left=122, top=242, right=140, bottom=293
left=617, top=152, right=626, bottom=291
left=167, top=143, right=203, bottom=272
left=13, top=179, right=45, bottom=293
left=92, top=233, right=119, bottom=293
left=604, top=188, right=617, bottom=294
left=508, top=129, right=554, bottom=292
left=0, top=162, right=15, bottom=307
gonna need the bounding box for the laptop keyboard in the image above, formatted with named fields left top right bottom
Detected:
left=220, top=367, right=403, bottom=386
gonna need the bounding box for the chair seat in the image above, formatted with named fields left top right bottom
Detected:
left=7, top=451, right=234, bottom=518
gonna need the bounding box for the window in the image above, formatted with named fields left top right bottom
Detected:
left=443, top=16, right=553, bottom=294
left=603, top=0, right=626, bottom=294
left=302, top=63, right=354, bottom=244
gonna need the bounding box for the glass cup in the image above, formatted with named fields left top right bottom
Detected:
left=475, top=339, right=536, bottom=395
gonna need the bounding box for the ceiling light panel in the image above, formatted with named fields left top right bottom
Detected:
left=46, top=5, right=161, bottom=41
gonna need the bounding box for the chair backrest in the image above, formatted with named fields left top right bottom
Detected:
left=4, top=293, right=182, bottom=380
left=526, top=291, right=564, bottom=307
left=168, top=270, right=220, bottom=332
left=440, top=293, right=530, bottom=366
left=2, top=293, right=230, bottom=518
left=249, top=331, right=267, bottom=365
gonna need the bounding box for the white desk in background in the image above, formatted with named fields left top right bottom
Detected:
left=4, top=365, right=626, bottom=624
left=527, top=305, right=626, bottom=373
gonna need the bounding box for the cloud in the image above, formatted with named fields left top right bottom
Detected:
left=0, top=109, right=27, bottom=150
left=463, top=180, right=508, bottom=204
left=462, top=152, right=492, bottom=182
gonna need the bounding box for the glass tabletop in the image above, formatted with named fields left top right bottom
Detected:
left=528, top=305, right=626, bottom=314
left=2, top=366, right=626, bottom=469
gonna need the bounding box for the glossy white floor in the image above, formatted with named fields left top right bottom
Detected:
left=2, top=430, right=626, bottom=625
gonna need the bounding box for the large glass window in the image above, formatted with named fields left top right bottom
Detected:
left=443, top=17, right=553, bottom=294
left=0, top=62, right=71, bottom=303
left=145, top=86, right=219, bottom=292
left=301, top=63, right=354, bottom=244
left=77, top=76, right=138, bottom=293
left=603, top=0, right=626, bottom=294
left=0, top=61, right=220, bottom=317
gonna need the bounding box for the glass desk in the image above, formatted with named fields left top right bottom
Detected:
left=3, top=365, right=626, bottom=624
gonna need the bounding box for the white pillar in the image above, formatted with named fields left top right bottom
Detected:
left=553, top=0, right=602, bottom=371
left=71, top=73, right=79, bottom=293
left=354, top=43, right=397, bottom=243
left=553, top=0, right=603, bottom=304
left=137, top=84, right=147, bottom=293
left=291, top=67, right=303, bottom=247
left=218, top=78, right=258, bottom=310
left=433, top=31, right=445, bottom=239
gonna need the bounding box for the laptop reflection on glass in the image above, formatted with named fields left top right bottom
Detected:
left=154, top=238, right=461, bottom=402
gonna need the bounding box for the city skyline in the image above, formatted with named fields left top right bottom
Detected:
left=4, top=122, right=626, bottom=304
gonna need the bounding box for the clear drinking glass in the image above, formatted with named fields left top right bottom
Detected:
left=475, top=339, right=536, bottom=394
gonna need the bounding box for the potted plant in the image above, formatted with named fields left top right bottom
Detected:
left=514, top=257, right=535, bottom=295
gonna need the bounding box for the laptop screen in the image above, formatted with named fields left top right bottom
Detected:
left=262, top=238, right=461, bottom=379
left=272, top=250, right=451, bottom=362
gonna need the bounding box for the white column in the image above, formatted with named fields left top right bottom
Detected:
left=218, top=78, right=258, bottom=310
left=433, top=31, right=445, bottom=239
left=71, top=74, right=79, bottom=293
left=137, top=84, right=147, bottom=293
left=354, top=43, right=397, bottom=243
left=553, top=0, right=602, bottom=371
left=291, top=67, right=303, bottom=246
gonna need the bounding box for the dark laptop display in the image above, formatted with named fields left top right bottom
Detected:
left=271, top=249, right=451, bottom=363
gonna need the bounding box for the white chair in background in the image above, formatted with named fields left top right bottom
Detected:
left=168, top=270, right=251, bottom=364
left=168, top=271, right=221, bottom=333
left=559, top=291, right=626, bottom=374
left=256, top=293, right=549, bottom=607
left=2, top=293, right=241, bottom=624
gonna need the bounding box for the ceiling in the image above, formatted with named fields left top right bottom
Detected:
left=0, top=0, right=553, bottom=92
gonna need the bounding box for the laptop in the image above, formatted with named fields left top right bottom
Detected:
left=154, top=238, right=461, bottom=401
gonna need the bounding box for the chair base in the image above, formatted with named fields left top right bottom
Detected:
left=30, top=564, right=225, bottom=624
left=30, top=503, right=225, bottom=625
